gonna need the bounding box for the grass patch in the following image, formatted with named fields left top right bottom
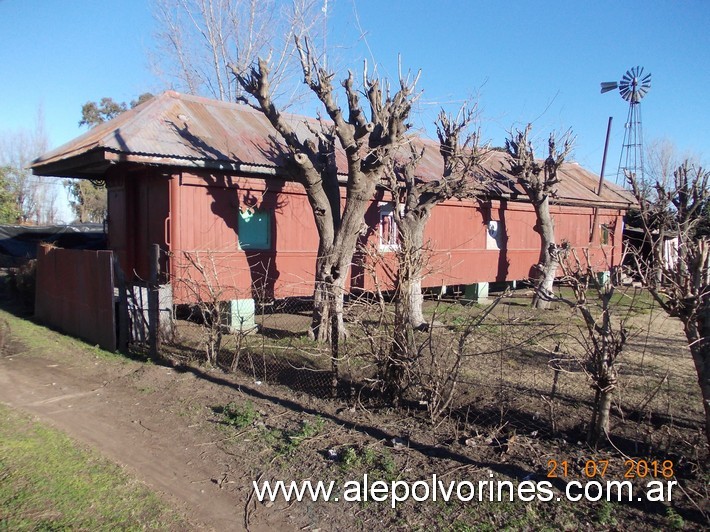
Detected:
left=554, top=285, right=657, bottom=315
left=271, top=417, right=325, bottom=457
left=222, top=400, right=260, bottom=428
left=0, top=308, right=125, bottom=363
left=338, top=445, right=397, bottom=481
left=217, top=401, right=325, bottom=459
left=0, top=403, right=185, bottom=530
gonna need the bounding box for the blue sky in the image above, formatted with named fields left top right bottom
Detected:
left=1, top=0, right=708, bottom=188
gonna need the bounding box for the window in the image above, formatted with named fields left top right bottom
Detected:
left=600, top=223, right=610, bottom=246
left=378, top=203, right=398, bottom=251
left=486, top=220, right=503, bottom=250
left=238, top=208, right=272, bottom=250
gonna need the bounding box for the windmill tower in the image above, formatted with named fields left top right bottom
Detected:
left=600, top=66, right=652, bottom=186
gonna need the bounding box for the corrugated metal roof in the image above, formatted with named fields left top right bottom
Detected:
left=32, top=91, right=633, bottom=208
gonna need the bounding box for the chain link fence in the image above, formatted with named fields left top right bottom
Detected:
left=155, top=273, right=704, bottom=456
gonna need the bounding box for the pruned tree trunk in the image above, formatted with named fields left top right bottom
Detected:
left=384, top=298, right=416, bottom=404
left=590, top=382, right=615, bottom=448
left=309, top=173, right=380, bottom=341
left=408, top=277, right=426, bottom=328
left=310, top=275, right=347, bottom=343
left=553, top=249, right=626, bottom=449
left=387, top=106, right=487, bottom=332
left=587, top=343, right=619, bottom=448
left=505, top=125, right=573, bottom=310
left=582, top=282, right=625, bottom=448
left=396, top=212, right=429, bottom=330
left=684, top=314, right=710, bottom=448
left=378, top=107, right=487, bottom=403
left=573, top=284, right=624, bottom=448
left=381, top=212, right=427, bottom=402
left=532, top=196, right=558, bottom=309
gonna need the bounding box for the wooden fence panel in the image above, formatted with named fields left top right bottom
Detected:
left=35, top=244, right=116, bottom=351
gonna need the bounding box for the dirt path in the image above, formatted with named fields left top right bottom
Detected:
left=0, top=339, right=290, bottom=531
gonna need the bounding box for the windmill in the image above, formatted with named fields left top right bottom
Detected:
left=600, top=66, right=652, bottom=186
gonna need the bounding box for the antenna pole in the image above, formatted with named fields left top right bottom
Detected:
left=597, top=116, right=613, bottom=195
left=590, top=116, right=613, bottom=243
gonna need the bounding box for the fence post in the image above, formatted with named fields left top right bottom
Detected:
left=113, top=254, right=129, bottom=353
left=149, top=244, right=160, bottom=359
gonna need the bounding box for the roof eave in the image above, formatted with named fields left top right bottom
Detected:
left=31, top=148, right=112, bottom=178
left=31, top=148, right=349, bottom=183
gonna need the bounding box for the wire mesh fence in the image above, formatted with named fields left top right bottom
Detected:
left=154, top=276, right=705, bottom=456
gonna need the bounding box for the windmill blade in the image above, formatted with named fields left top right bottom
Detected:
left=600, top=81, right=618, bottom=93
left=601, top=67, right=651, bottom=103
left=637, top=69, right=652, bottom=100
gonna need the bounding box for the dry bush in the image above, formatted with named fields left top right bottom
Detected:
left=352, top=290, right=518, bottom=423
left=7, top=259, right=36, bottom=312
left=169, top=250, right=253, bottom=369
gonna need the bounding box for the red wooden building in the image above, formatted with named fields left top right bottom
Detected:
left=32, top=91, right=633, bottom=306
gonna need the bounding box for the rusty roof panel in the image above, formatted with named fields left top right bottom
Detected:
left=33, top=91, right=633, bottom=207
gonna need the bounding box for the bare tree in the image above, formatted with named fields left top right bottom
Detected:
left=388, top=105, right=488, bottom=329
left=645, top=138, right=683, bottom=189
left=378, top=105, right=488, bottom=400
left=0, top=109, right=57, bottom=225
left=552, top=248, right=628, bottom=447
left=174, top=250, right=228, bottom=366
left=505, top=124, right=573, bottom=309
left=151, top=0, right=325, bottom=103
left=0, top=167, right=20, bottom=223
left=236, top=40, right=420, bottom=344
left=626, top=160, right=710, bottom=447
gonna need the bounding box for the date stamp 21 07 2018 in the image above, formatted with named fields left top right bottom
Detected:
left=547, top=458, right=675, bottom=480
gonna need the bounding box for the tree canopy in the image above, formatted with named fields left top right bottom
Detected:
left=0, top=166, right=21, bottom=224
left=79, top=93, right=154, bottom=128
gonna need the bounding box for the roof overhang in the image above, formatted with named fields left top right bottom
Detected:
left=31, top=146, right=340, bottom=182
left=31, top=148, right=113, bottom=178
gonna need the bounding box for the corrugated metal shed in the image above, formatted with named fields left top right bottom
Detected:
left=32, top=91, right=633, bottom=208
